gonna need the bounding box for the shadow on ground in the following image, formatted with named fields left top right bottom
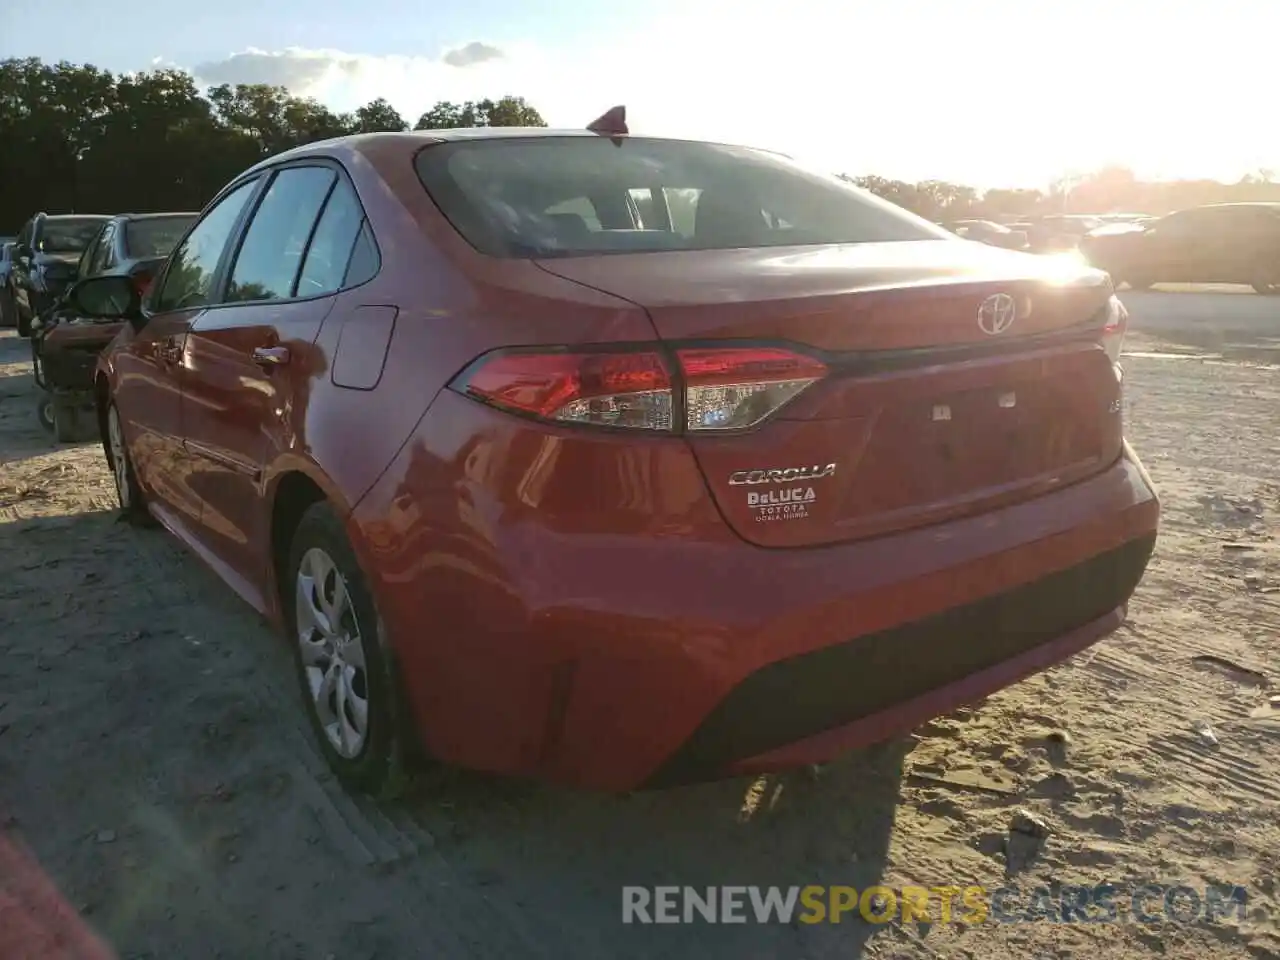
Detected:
left=2, top=506, right=908, bottom=959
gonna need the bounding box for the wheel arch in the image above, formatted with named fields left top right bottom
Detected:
left=263, top=456, right=382, bottom=626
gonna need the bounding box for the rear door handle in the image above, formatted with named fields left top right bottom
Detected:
left=252, top=345, right=290, bottom=368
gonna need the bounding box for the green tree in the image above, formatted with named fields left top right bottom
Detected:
left=352, top=97, right=408, bottom=133
left=413, top=96, right=546, bottom=130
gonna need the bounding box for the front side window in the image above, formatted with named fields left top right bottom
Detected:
left=413, top=136, right=948, bottom=258
left=154, top=179, right=258, bottom=313
left=226, top=166, right=336, bottom=303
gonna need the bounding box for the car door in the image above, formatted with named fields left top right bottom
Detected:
left=181, top=162, right=366, bottom=603
left=1142, top=211, right=1208, bottom=281
left=110, top=178, right=262, bottom=532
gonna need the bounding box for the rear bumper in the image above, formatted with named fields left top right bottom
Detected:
left=364, top=438, right=1158, bottom=792
left=648, top=536, right=1150, bottom=786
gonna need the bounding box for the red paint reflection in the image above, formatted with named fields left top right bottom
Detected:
left=0, top=832, right=115, bottom=960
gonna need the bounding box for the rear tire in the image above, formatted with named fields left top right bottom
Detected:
left=285, top=503, right=408, bottom=796
left=103, top=401, right=153, bottom=525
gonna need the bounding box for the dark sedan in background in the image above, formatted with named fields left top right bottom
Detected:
left=1078, top=202, right=1280, bottom=293
left=10, top=213, right=110, bottom=335
left=31, top=212, right=197, bottom=440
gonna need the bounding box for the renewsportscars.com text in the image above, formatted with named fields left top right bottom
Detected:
left=622, top=883, right=1248, bottom=925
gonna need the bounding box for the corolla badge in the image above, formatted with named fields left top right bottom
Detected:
left=728, top=464, right=837, bottom=486
left=977, top=293, right=1017, bottom=335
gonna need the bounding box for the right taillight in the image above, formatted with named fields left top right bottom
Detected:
left=452, top=344, right=827, bottom=433
left=1100, top=294, right=1127, bottom=365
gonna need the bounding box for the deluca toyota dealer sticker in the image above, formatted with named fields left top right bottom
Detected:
left=747, top=486, right=816, bottom=522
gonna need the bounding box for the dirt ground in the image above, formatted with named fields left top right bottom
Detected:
left=1, top=288, right=1278, bottom=960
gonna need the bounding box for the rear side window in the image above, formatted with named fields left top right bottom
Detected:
left=296, top=180, right=367, bottom=296
left=125, top=216, right=197, bottom=260
left=413, top=136, right=947, bottom=258
left=343, top=223, right=379, bottom=287
left=227, top=166, right=337, bottom=303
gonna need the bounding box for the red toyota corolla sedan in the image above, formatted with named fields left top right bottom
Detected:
left=72, top=120, right=1159, bottom=793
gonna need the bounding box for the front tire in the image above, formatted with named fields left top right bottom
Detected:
left=104, top=401, right=152, bottom=524
left=35, top=391, right=55, bottom=433
left=285, top=503, right=406, bottom=795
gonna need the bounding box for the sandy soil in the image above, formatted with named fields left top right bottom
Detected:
left=1, top=288, right=1278, bottom=959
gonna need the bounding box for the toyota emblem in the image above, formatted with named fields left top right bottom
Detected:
left=977, top=293, right=1017, bottom=336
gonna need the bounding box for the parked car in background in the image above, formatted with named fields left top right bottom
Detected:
left=1094, top=213, right=1154, bottom=226
left=31, top=212, right=197, bottom=440
left=1079, top=202, right=1280, bottom=293
left=0, top=242, right=16, bottom=327
left=941, top=219, right=1030, bottom=251
left=1023, top=215, right=1104, bottom=252
left=71, top=122, right=1158, bottom=795
left=10, top=213, right=110, bottom=336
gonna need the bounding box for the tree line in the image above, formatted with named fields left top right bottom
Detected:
left=0, top=57, right=545, bottom=232
left=2, top=57, right=1277, bottom=235
left=841, top=167, right=1280, bottom=223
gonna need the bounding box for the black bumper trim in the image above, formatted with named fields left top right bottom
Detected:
left=645, top=533, right=1156, bottom=788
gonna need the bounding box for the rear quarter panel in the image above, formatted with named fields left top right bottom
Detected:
left=298, top=142, right=661, bottom=519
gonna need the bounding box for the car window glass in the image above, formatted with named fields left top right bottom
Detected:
left=39, top=219, right=107, bottom=254
left=101, top=225, right=119, bottom=269
left=93, top=225, right=115, bottom=273
left=77, top=228, right=104, bottom=278
left=124, top=216, right=197, bottom=260
left=227, top=166, right=336, bottom=303
left=154, top=179, right=258, bottom=313
left=415, top=138, right=945, bottom=257
left=543, top=196, right=603, bottom=232
left=342, top=222, right=379, bottom=287
left=296, top=179, right=365, bottom=297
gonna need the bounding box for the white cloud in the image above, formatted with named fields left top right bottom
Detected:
left=441, top=42, right=504, bottom=68
left=179, top=0, right=1278, bottom=187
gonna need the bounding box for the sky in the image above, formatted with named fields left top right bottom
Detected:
left=4, top=0, right=1278, bottom=189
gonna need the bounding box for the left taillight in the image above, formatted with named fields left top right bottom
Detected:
left=452, top=345, right=828, bottom=433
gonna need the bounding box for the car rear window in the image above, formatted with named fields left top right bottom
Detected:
left=413, top=136, right=949, bottom=258
left=125, top=216, right=197, bottom=259
left=39, top=219, right=107, bottom=254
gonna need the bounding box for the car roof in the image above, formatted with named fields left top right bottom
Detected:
left=242, top=128, right=778, bottom=177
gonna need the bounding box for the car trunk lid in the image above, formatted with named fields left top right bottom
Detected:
left=537, top=240, right=1123, bottom=547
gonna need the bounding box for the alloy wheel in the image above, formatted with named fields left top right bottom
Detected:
left=295, top=547, right=370, bottom=759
